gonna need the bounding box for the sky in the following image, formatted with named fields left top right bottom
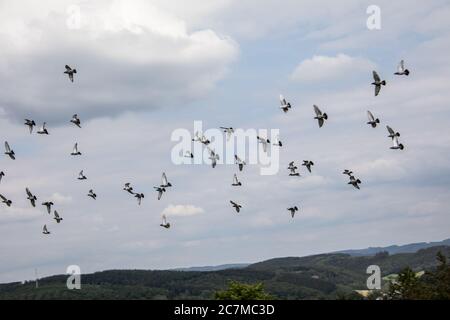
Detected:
left=1, top=0, right=450, bottom=283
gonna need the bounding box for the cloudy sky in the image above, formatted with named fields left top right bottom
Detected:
left=1, top=0, right=450, bottom=283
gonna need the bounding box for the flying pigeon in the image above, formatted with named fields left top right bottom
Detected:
left=24, top=119, right=36, bottom=134
left=123, top=183, right=134, bottom=194
left=70, top=114, right=81, bottom=128
left=394, top=60, right=410, bottom=76
left=42, top=201, right=54, bottom=214
left=71, top=143, right=81, bottom=156
left=279, top=95, right=292, bottom=113
left=386, top=126, right=401, bottom=139
left=42, top=224, right=50, bottom=235
left=367, top=111, right=380, bottom=128
left=26, top=188, right=37, bottom=207
left=372, top=71, right=386, bottom=96
left=232, top=174, right=242, bottom=187
left=390, top=136, right=405, bottom=150
left=287, top=206, right=299, bottom=218
left=257, top=136, right=271, bottom=153
left=302, top=161, right=314, bottom=173
left=64, top=65, right=77, bottom=82
left=348, top=176, right=362, bottom=190
left=0, top=194, right=12, bottom=207
left=4, top=141, right=15, bottom=160
left=235, top=155, right=246, bottom=172
left=313, top=105, right=328, bottom=128
left=192, top=132, right=210, bottom=145
left=207, top=147, right=220, bottom=168
left=160, top=214, right=171, bottom=229
left=343, top=170, right=353, bottom=177
left=160, top=173, right=172, bottom=188
left=37, top=122, right=49, bottom=135
left=54, top=210, right=63, bottom=223
left=272, top=135, right=283, bottom=147
left=154, top=187, right=166, bottom=200
left=78, top=170, right=87, bottom=180
left=288, top=161, right=301, bottom=177
left=220, top=127, right=235, bottom=141
left=134, top=193, right=144, bottom=205
left=184, top=151, right=194, bottom=159
left=230, top=201, right=242, bottom=213
left=88, top=189, right=97, bottom=200
left=0, top=171, right=4, bottom=184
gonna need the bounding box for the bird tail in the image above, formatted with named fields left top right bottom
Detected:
left=381, top=80, right=386, bottom=86
left=404, top=69, right=410, bottom=76
left=323, top=113, right=328, bottom=120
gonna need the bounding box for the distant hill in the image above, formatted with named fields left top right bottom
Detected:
left=335, top=238, right=450, bottom=256
left=172, top=264, right=249, bottom=272
left=1, top=245, right=449, bottom=300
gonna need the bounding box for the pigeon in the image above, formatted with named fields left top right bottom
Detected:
left=372, top=71, right=386, bottom=96
left=313, top=105, right=328, bottom=128
left=257, top=136, right=271, bottom=152
left=160, top=214, right=171, bottom=229
left=302, top=161, right=314, bottom=173
left=232, top=174, right=242, bottom=187
left=134, top=193, right=144, bottom=205
left=88, top=189, right=97, bottom=200
left=394, top=60, right=410, bottom=76
left=4, top=141, right=15, bottom=160
left=184, top=151, right=194, bottom=159
left=287, top=206, right=299, bottom=218
left=279, top=94, right=292, bottom=113
left=71, top=143, right=81, bottom=156
left=26, top=188, right=37, bottom=207
left=386, top=126, right=401, bottom=139
left=24, top=119, right=36, bottom=134
left=390, top=136, right=405, bottom=150
left=235, top=155, right=246, bottom=172
left=42, top=224, right=50, bottom=235
left=0, top=194, right=12, bottom=207
left=42, top=201, right=54, bottom=214
left=367, top=111, right=380, bottom=128
left=220, top=127, right=235, bottom=141
left=348, top=176, right=362, bottom=190
left=37, top=122, right=49, bottom=135
left=192, top=132, right=210, bottom=145
left=160, top=173, right=172, bottom=188
left=64, top=65, right=77, bottom=82
left=343, top=169, right=353, bottom=177
left=272, top=135, right=283, bottom=147
left=207, top=147, right=220, bottom=168
left=70, top=114, right=81, bottom=128
left=0, top=171, right=4, bottom=184
left=78, top=170, right=87, bottom=180
left=288, top=162, right=300, bottom=177
left=123, top=183, right=134, bottom=194
left=230, top=201, right=242, bottom=213
left=154, top=187, right=166, bottom=200
left=54, top=210, right=63, bottom=223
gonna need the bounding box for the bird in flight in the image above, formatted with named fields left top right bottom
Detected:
left=154, top=186, right=166, bottom=200
left=279, top=94, right=292, bottom=113
left=37, top=122, right=49, bottom=135
left=192, top=132, right=210, bottom=145
left=42, top=224, right=51, bottom=235
left=287, top=206, right=299, bottom=218
left=0, top=194, right=12, bottom=207
left=54, top=211, right=63, bottom=223
left=64, top=65, right=77, bottom=82
left=123, top=183, right=134, bottom=194
left=343, top=169, right=353, bottom=177
left=88, top=189, right=97, bottom=200
left=272, top=135, right=282, bottom=147
left=235, top=155, right=246, bottom=172
left=367, top=111, right=380, bottom=128
left=207, top=147, right=220, bottom=169
left=288, top=162, right=301, bottom=177
left=390, top=136, right=405, bottom=151
left=394, top=60, right=410, bottom=76
left=26, top=188, right=37, bottom=207
left=160, top=214, right=171, bottom=229
left=386, top=126, right=401, bottom=139
left=230, top=201, right=242, bottom=213
left=71, top=143, right=81, bottom=156
left=257, top=136, right=271, bottom=153
left=232, top=174, right=242, bottom=187
left=134, top=193, right=144, bottom=205
left=372, top=71, right=386, bottom=96
left=70, top=114, right=82, bottom=128
left=4, top=141, right=15, bottom=160
left=184, top=151, right=194, bottom=159
left=78, top=170, right=87, bottom=180
left=313, top=105, right=328, bottom=128
left=0, top=171, right=4, bottom=184
left=24, top=119, right=36, bottom=134
left=302, top=161, right=314, bottom=173
left=220, top=127, right=235, bottom=141
left=42, top=201, right=54, bottom=214
left=160, top=173, right=172, bottom=188
left=348, top=176, right=362, bottom=190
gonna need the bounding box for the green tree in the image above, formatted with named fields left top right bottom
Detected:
left=214, top=281, right=275, bottom=300
left=387, top=267, right=426, bottom=300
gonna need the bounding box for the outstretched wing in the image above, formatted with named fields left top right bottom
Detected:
left=313, top=105, right=322, bottom=116
left=374, top=84, right=381, bottom=96
left=386, top=125, right=395, bottom=135
left=73, top=143, right=78, bottom=153
left=367, top=111, right=375, bottom=122
left=373, top=71, right=381, bottom=82
left=4, top=141, right=10, bottom=152
left=161, top=173, right=168, bottom=186
left=398, top=60, right=405, bottom=72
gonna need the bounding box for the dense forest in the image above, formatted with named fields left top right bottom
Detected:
left=1, top=246, right=449, bottom=300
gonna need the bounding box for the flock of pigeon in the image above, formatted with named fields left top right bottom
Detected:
left=0, top=61, right=410, bottom=234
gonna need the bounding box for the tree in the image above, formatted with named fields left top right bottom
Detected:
left=214, top=281, right=275, bottom=300
left=387, top=267, right=425, bottom=300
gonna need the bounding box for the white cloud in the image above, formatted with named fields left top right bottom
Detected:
left=162, top=204, right=204, bottom=217
left=49, top=192, right=73, bottom=204
left=290, top=54, right=376, bottom=83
